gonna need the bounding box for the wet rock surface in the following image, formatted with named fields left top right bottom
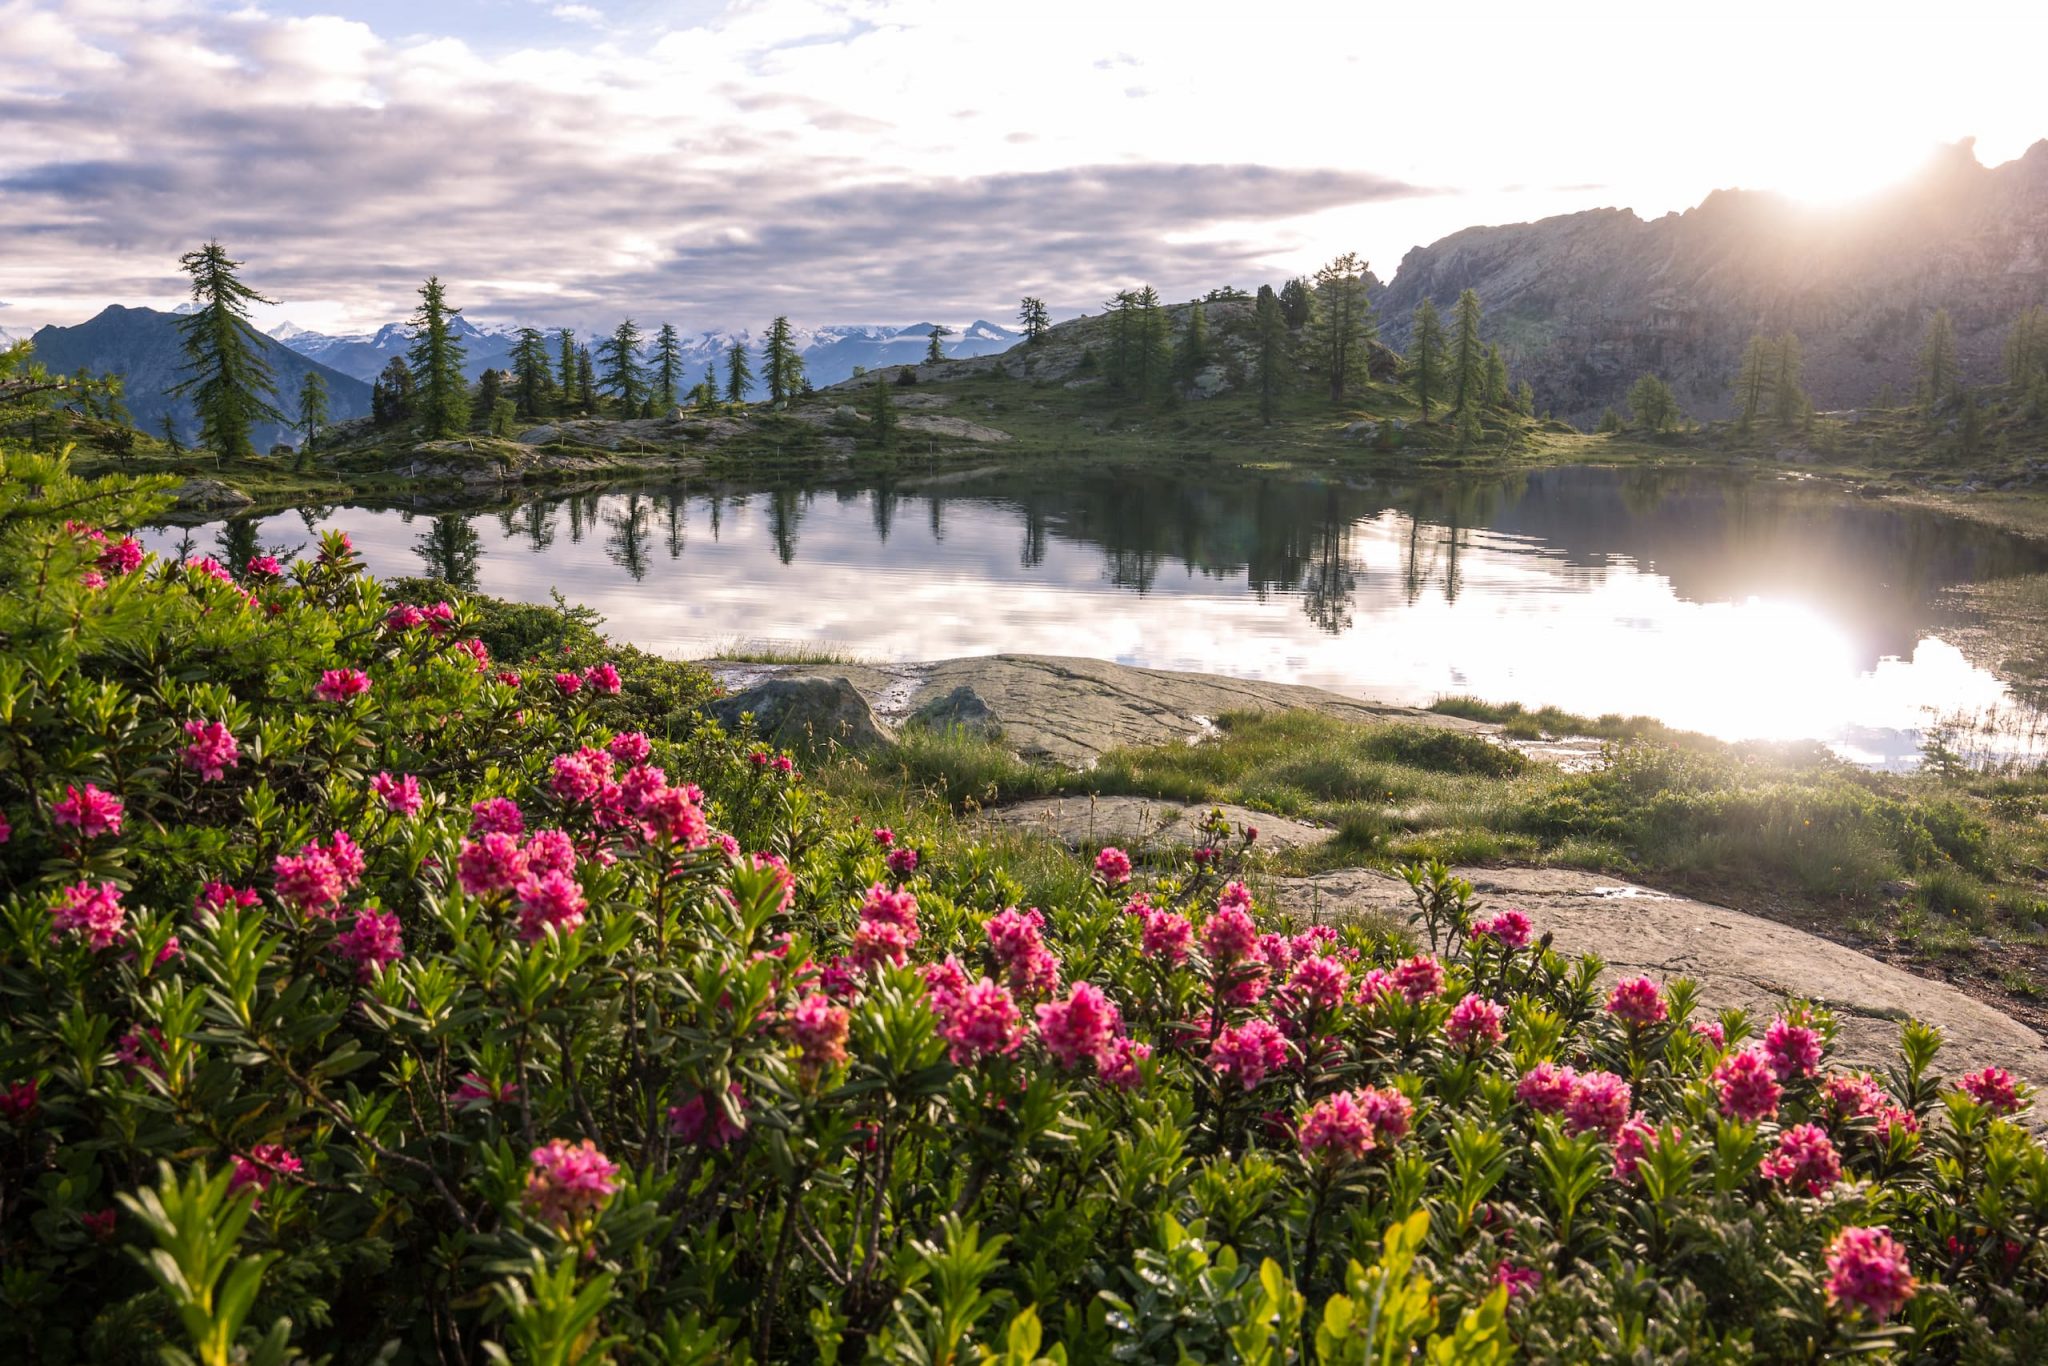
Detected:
left=1272, top=864, right=2048, bottom=1130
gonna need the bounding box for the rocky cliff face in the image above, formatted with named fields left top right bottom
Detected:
left=1375, top=139, right=2048, bottom=423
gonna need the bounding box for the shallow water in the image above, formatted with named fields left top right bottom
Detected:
left=145, top=465, right=2048, bottom=768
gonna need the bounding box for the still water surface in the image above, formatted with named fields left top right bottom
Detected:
left=146, top=465, right=2048, bottom=768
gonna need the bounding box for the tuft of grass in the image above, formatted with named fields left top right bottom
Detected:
left=1429, top=695, right=1682, bottom=744
left=698, top=639, right=875, bottom=666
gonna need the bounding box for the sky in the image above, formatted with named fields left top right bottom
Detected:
left=3, top=0, right=2046, bottom=339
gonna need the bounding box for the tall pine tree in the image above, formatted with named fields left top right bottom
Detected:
left=1734, top=333, right=1776, bottom=430
left=867, top=368, right=897, bottom=447
left=511, top=327, right=554, bottom=417
left=555, top=329, right=576, bottom=405
left=575, top=347, right=596, bottom=412
left=652, top=323, right=682, bottom=412
left=170, top=242, right=283, bottom=459
left=1407, top=298, right=1447, bottom=424
left=596, top=319, right=646, bottom=415
left=1450, top=289, right=1486, bottom=418
left=725, top=341, right=754, bottom=403
left=1174, top=302, right=1210, bottom=386
left=1018, top=297, right=1050, bottom=343
left=925, top=324, right=952, bottom=365
left=1771, top=333, right=1808, bottom=428
left=1920, top=308, right=1958, bottom=410
left=1253, top=285, right=1289, bottom=425
left=1305, top=252, right=1375, bottom=403
left=295, top=370, right=329, bottom=452
left=763, top=317, right=805, bottom=404
left=406, top=277, right=470, bottom=439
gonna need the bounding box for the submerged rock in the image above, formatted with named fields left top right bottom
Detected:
left=710, top=675, right=894, bottom=753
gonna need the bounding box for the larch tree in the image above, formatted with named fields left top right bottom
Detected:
left=575, top=347, right=596, bottom=412
left=1449, top=289, right=1486, bottom=418
left=596, top=319, right=646, bottom=415
left=371, top=357, right=415, bottom=427
left=652, top=323, right=683, bottom=411
left=867, top=368, right=897, bottom=447
left=1919, top=308, right=1958, bottom=410
left=295, top=370, right=329, bottom=452
left=1253, top=284, right=1289, bottom=426
left=1626, top=373, right=1683, bottom=432
left=1132, top=287, right=1171, bottom=399
left=1482, top=343, right=1508, bottom=407
left=1277, top=277, right=1314, bottom=329
left=474, top=369, right=505, bottom=430
left=1174, top=302, right=1210, bottom=386
left=555, top=329, right=577, bottom=404
left=2004, top=306, right=2047, bottom=388
left=406, top=276, right=470, bottom=439
left=1407, top=297, right=1447, bottom=423
left=1305, top=253, right=1375, bottom=403
left=725, top=341, right=754, bottom=403
left=1734, top=334, right=1776, bottom=429
left=763, top=317, right=805, bottom=404
left=1771, top=332, right=1808, bottom=428
left=511, top=327, right=554, bottom=417
left=925, top=324, right=953, bottom=365
left=1018, top=297, right=1051, bottom=343
left=170, top=242, right=283, bottom=459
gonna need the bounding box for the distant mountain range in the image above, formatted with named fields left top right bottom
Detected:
left=1375, top=138, right=2048, bottom=423
left=28, top=305, right=370, bottom=449
left=262, top=316, right=1025, bottom=391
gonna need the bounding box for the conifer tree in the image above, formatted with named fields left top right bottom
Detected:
left=1450, top=289, right=1486, bottom=418
left=1734, top=333, right=1776, bottom=429
left=1132, top=287, right=1171, bottom=399
left=652, top=323, right=683, bottom=411
left=763, top=317, right=805, bottom=404
left=1919, top=308, right=1958, bottom=410
left=725, top=341, right=754, bottom=403
left=2005, top=306, right=2048, bottom=388
left=1104, top=291, right=1137, bottom=391
left=371, top=357, right=415, bottom=427
left=1957, top=387, right=1984, bottom=456
left=170, top=241, right=283, bottom=459
left=1253, top=285, right=1289, bottom=426
left=1407, top=298, right=1447, bottom=423
left=1626, top=374, right=1682, bottom=432
left=1483, top=344, right=1508, bottom=407
left=475, top=369, right=505, bottom=429
left=295, top=370, right=329, bottom=452
left=1596, top=407, right=1624, bottom=434
left=406, top=276, right=470, bottom=439
left=489, top=397, right=517, bottom=437
left=576, top=347, right=597, bottom=412
left=925, top=324, right=952, bottom=365
left=159, top=412, right=183, bottom=452
left=1174, top=302, right=1210, bottom=386
left=1018, top=297, right=1050, bottom=343
left=1771, top=332, right=1808, bottom=428
left=512, top=327, right=554, bottom=417
left=867, top=368, right=897, bottom=447
left=1305, top=253, right=1375, bottom=403
left=1514, top=380, right=1535, bottom=416
left=555, top=329, right=576, bottom=401
left=595, top=319, right=646, bottom=415
left=1278, top=277, right=1314, bottom=329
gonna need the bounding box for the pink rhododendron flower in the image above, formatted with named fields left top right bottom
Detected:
left=53, top=783, right=124, bottom=838
left=370, top=771, right=424, bottom=817
left=470, top=798, right=526, bottom=838
left=313, top=668, right=371, bottom=703
left=1494, top=1262, right=1542, bottom=1301
left=458, top=832, right=529, bottom=896
left=1298, top=1090, right=1377, bottom=1161
left=0, top=809, right=9, bottom=844
left=1358, top=1085, right=1413, bottom=1143
left=669, top=1089, right=747, bottom=1149
left=1354, top=968, right=1397, bottom=1007
left=523, top=1138, right=620, bottom=1226
left=939, top=977, right=1025, bottom=1063
left=1611, top=1115, right=1659, bottom=1182
left=1445, top=994, right=1507, bottom=1052
left=245, top=554, right=282, bottom=578
left=549, top=747, right=615, bottom=803
left=1093, top=845, right=1132, bottom=887
left=1764, top=1016, right=1823, bottom=1081
left=1820, top=1073, right=1888, bottom=1122
left=789, top=993, right=851, bottom=1073
left=1714, top=1047, right=1783, bottom=1122
left=1824, top=1226, right=1917, bottom=1322
left=885, top=845, right=919, bottom=878
left=50, top=882, right=126, bottom=949
left=229, top=1144, right=302, bottom=1205
left=553, top=671, right=583, bottom=696
left=920, top=955, right=972, bottom=1010
left=1139, top=908, right=1193, bottom=965
left=385, top=604, right=425, bottom=630
left=1100, top=1036, right=1151, bottom=1090
left=1517, top=1062, right=1579, bottom=1113
left=451, top=1073, right=519, bottom=1108
left=1873, top=1103, right=1921, bottom=1142
left=522, top=829, right=578, bottom=878
left=195, top=881, right=261, bottom=913
left=985, top=906, right=1058, bottom=993
left=180, top=719, right=239, bottom=781
left=1605, top=977, right=1668, bottom=1028
left=850, top=919, right=912, bottom=971
left=871, top=826, right=895, bottom=848
left=1287, top=955, right=1350, bottom=1013
left=583, top=662, right=622, bottom=695
left=1391, top=953, right=1446, bottom=1004
left=514, top=870, right=588, bottom=942
left=1034, top=981, right=1122, bottom=1070
left=97, top=537, right=145, bottom=575
left=80, top=569, right=107, bottom=590
left=325, top=830, right=366, bottom=884
left=1691, top=1019, right=1726, bottom=1048
left=332, top=910, right=404, bottom=980
left=1210, top=1020, right=1288, bottom=1090
left=422, top=602, right=456, bottom=634
left=1760, top=1123, right=1843, bottom=1196
left=275, top=849, right=345, bottom=916
left=607, top=731, right=652, bottom=764
left=1565, top=1071, right=1633, bottom=1137
left=638, top=784, right=710, bottom=847
left=454, top=637, right=490, bottom=671
left=1469, top=909, right=1533, bottom=948
left=1958, top=1066, right=2025, bottom=1115
left=116, top=1027, right=165, bottom=1078
left=862, top=883, right=920, bottom=939
left=1202, top=905, right=1259, bottom=966
left=1, top=1080, right=39, bottom=1122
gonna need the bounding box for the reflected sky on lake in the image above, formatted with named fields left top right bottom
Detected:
left=144, top=466, right=2048, bottom=767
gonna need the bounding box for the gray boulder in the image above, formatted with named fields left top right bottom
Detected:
left=172, top=478, right=255, bottom=512
left=910, top=684, right=997, bottom=737
left=710, top=675, right=894, bottom=753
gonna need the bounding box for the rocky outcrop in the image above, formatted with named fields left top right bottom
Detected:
left=709, top=676, right=895, bottom=753
left=171, top=477, right=255, bottom=512
left=1375, top=139, right=2048, bottom=424
left=984, top=795, right=1332, bottom=854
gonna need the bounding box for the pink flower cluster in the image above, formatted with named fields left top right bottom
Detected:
left=515, top=870, right=588, bottom=942
left=1605, top=977, right=1668, bottom=1028
left=1093, top=845, right=1132, bottom=887
left=1958, top=1066, right=2025, bottom=1115
left=370, top=771, right=424, bottom=817
left=1564, top=1070, right=1633, bottom=1137
left=1138, top=906, right=1193, bottom=965
left=1714, top=1047, right=1784, bottom=1122
left=1034, top=981, right=1122, bottom=1070
left=1297, top=1085, right=1413, bottom=1162
left=180, top=719, right=240, bottom=781
left=935, top=975, right=1024, bottom=1064
left=852, top=883, right=920, bottom=970
left=1210, top=1019, right=1289, bottom=1090
left=1203, top=889, right=1259, bottom=966
left=50, top=881, right=126, bottom=950
left=1445, top=994, right=1507, bottom=1052
left=313, top=668, right=371, bottom=703
left=670, top=1089, right=747, bottom=1149
left=53, top=783, right=124, bottom=838
left=1823, top=1226, right=1917, bottom=1322
left=229, top=1143, right=303, bottom=1206
left=274, top=831, right=366, bottom=917
left=523, top=1138, right=621, bottom=1227
left=985, top=906, right=1059, bottom=996
left=97, top=537, right=145, bottom=576
left=332, top=910, right=405, bottom=980
left=1763, top=1015, right=1823, bottom=1081
left=1390, top=954, right=1446, bottom=1004
left=1759, top=1123, right=1842, bottom=1196
left=789, top=993, right=851, bottom=1074
left=885, top=845, right=919, bottom=878
left=1469, top=909, right=1533, bottom=948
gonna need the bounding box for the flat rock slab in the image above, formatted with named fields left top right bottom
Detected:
left=1273, top=865, right=2048, bottom=1130
left=982, top=796, right=1333, bottom=853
